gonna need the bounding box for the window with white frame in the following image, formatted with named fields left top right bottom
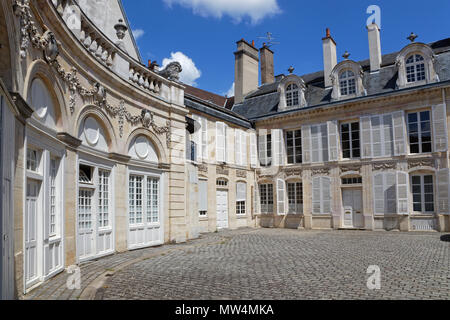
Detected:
left=236, top=182, right=247, bottom=215
left=310, top=124, right=329, bottom=163
left=199, top=180, right=208, bottom=217
left=287, top=182, right=303, bottom=214
left=286, top=84, right=300, bottom=107
left=312, top=177, right=331, bottom=214
left=98, top=170, right=110, bottom=228
left=49, top=158, right=60, bottom=236
left=412, top=175, right=434, bottom=213
left=258, top=132, right=272, bottom=167
left=406, top=54, right=426, bottom=83
left=26, top=148, right=40, bottom=172
left=129, top=174, right=159, bottom=225
left=286, top=130, right=302, bottom=164
left=216, top=178, right=228, bottom=187
left=235, top=130, right=248, bottom=167
left=259, top=184, right=274, bottom=214
left=78, top=189, right=93, bottom=230
left=408, top=111, right=432, bottom=154
left=341, top=122, right=361, bottom=159
left=339, top=70, right=356, bottom=96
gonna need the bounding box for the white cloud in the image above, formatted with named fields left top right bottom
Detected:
left=132, top=29, right=145, bottom=40
left=161, top=52, right=202, bottom=86
left=225, top=82, right=235, bottom=97
left=163, top=0, right=281, bottom=24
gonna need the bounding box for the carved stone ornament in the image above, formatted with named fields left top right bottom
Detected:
left=14, top=1, right=172, bottom=147
left=408, top=159, right=435, bottom=169
left=373, top=162, right=397, bottom=171
left=311, top=168, right=330, bottom=176
left=198, top=164, right=208, bottom=173
left=216, top=166, right=229, bottom=176
left=236, top=170, right=247, bottom=179
left=158, top=61, right=182, bottom=82
left=285, top=169, right=302, bottom=177
left=340, top=165, right=361, bottom=174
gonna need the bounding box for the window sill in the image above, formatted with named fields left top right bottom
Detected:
left=236, top=214, right=248, bottom=219
left=199, top=216, right=209, bottom=221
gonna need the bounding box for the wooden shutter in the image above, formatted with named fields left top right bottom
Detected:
left=437, top=168, right=450, bottom=214
left=396, top=171, right=409, bottom=215
left=277, top=179, right=286, bottom=215
left=258, top=131, right=267, bottom=166
left=278, top=129, right=285, bottom=166
left=371, top=116, right=383, bottom=158
left=201, top=117, right=208, bottom=161
left=433, top=104, right=448, bottom=152
left=386, top=172, right=397, bottom=214
left=235, top=129, right=241, bottom=166
left=242, top=131, right=247, bottom=167
left=360, top=116, right=372, bottom=158
left=216, top=122, right=225, bottom=162
left=312, top=177, right=321, bottom=214
left=250, top=132, right=258, bottom=168
left=272, top=129, right=279, bottom=167
left=393, top=111, right=407, bottom=156
left=311, top=126, right=320, bottom=163
left=198, top=180, right=208, bottom=212
left=193, top=115, right=200, bottom=162
left=322, top=177, right=331, bottom=214
left=225, top=125, right=231, bottom=164
left=383, top=114, right=394, bottom=157
left=327, top=120, right=339, bottom=161
left=302, top=125, right=311, bottom=163
left=373, top=173, right=385, bottom=215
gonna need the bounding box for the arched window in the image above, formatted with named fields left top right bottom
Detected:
left=286, top=84, right=299, bottom=107
left=339, top=70, right=356, bottom=96
left=406, top=54, right=426, bottom=83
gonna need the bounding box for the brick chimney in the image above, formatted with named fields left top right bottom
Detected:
left=367, top=23, right=382, bottom=72
left=260, top=44, right=275, bottom=85
left=234, top=39, right=259, bottom=104
left=322, top=28, right=337, bottom=88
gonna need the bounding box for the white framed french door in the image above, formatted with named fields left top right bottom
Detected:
left=216, top=190, right=229, bottom=229
left=25, top=179, right=41, bottom=288
left=127, top=168, right=164, bottom=250
left=77, top=157, right=115, bottom=263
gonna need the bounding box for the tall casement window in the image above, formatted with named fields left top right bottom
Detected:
left=259, top=184, right=274, bottom=214
left=312, top=177, right=331, bottom=214
left=286, top=130, right=302, bottom=164
left=408, top=111, right=432, bottom=154
left=236, top=182, right=247, bottom=216
left=286, top=84, right=299, bottom=107
left=311, top=124, right=329, bottom=163
left=341, top=122, right=361, bottom=159
left=412, top=175, right=435, bottom=213
left=406, top=54, right=426, bottom=83
left=198, top=180, right=208, bottom=217
left=339, top=70, right=356, bottom=96
left=287, top=182, right=303, bottom=214
left=98, top=170, right=110, bottom=228
left=49, top=158, right=60, bottom=236
left=258, top=132, right=272, bottom=167
left=129, top=175, right=159, bottom=225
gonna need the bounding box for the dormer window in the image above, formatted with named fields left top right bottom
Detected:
left=339, top=70, right=356, bottom=96
left=286, top=84, right=299, bottom=107
left=406, top=54, right=426, bottom=83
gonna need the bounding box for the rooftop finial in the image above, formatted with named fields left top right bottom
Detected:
left=288, top=66, right=295, bottom=74
left=343, top=51, right=351, bottom=60
left=407, top=32, right=418, bottom=43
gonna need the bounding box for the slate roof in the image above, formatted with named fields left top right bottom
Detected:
left=232, top=38, right=450, bottom=120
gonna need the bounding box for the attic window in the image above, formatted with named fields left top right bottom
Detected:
left=339, top=70, right=356, bottom=96
left=286, top=84, right=299, bottom=107
left=406, top=54, right=426, bottom=83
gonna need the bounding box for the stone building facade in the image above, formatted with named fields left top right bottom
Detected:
left=0, top=0, right=449, bottom=301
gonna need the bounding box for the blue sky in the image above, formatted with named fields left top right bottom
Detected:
left=123, top=0, right=450, bottom=96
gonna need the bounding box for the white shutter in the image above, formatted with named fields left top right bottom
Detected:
left=437, top=168, right=450, bottom=214
left=371, top=116, right=383, bottom=158
left=225, top=125, right=231, bottom=164
left=216, top=122, right=225, bottom=163
left=250, top=132, right=258, bottom=168
left=322, top=177, right=331, bottom=214
left=383, top=114, right=394, bottom=157
left=327, top=120, right=339, bottom=161
left=279, top=129, right=285, bottom=166
left=235, top=130, right=241, bottom=166
left=433, top=104, right=448, bottom=152
left=277, top=179, right=286, bottom=215
left=311, top=126, right=320, bottom=163
left=312, top=177, right=321, bottom=214
left=258, top=131, right=267, bottom=166
left=360, top=116, right=372, bottom=158
left=193, top=115, right=200, bottom=162
left=272, top=129, right=279, bottom=167
left=199, top=180, right=208, bottom=212
left=201, top=117, right=208, bottom=161
left=302, top=125, right=311, bottom=163
left=393, top=111, right=407, bottom=156
left=373, top=173, right=385, bottom=215
left=237, top=182, right=247, bottom=201
left=396, top=171, right=409, bottom=215
left=386, top=172, right=397, bottom=214
left=242, top=131, right=247, bottom=167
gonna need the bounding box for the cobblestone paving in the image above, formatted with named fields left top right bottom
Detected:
left=100, top=229, right=450, bottom=300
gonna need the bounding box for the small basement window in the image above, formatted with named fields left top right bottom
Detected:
left=342, top=177, right=362, bottom=185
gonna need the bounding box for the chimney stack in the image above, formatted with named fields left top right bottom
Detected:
left=234, top=39, right=259, bottom=104
left=260, top=44, right=275, bottom=85
left=322, top=28, right=337, bottom=88
left=367, top=23, right=382, bottom=72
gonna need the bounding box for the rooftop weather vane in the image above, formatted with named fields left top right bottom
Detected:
left=257, top=32, right=280, bottom=48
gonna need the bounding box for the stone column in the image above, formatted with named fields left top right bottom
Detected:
left=64, top=148, right=77, bottom=266
left=362, top=164, right=375, bottom=230
left=114, top=163, right=128, bottom=252
left=302, top=169, right=313, bottom=230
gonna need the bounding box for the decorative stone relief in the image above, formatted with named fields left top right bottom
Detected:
left=285, top=169, right=302, bottom=177
left=158, top=62, right=182, bottom=82
left=340, top=165, right=361, bottom=175
left=311, top=168, right=330, bottom=176
left=198, top=164, right=208, bottom=173
left=373, top=162, right=397, bottom=171
left=216, top=166, right=229, bottom=176
left=236, top=170, right=247, bottom=178
left=408, top=159, right=435, bottom=169
left=14, top=1, right=172, bottom=147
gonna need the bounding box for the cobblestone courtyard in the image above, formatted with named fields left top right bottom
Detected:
left=26, top=229, right=450, bottom=300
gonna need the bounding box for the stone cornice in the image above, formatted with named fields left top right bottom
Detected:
left=8, top=92, right=34, bottom=124
left=56, top=132, right=82, bottom=149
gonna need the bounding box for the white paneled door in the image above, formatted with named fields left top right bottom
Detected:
left=216, top=190, right=229, bottom=229
left=342, top=189, right=363, bottom=228
left=77, top=188, right=95, bottom=261
left=25, top=180, right=40, bottom=288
